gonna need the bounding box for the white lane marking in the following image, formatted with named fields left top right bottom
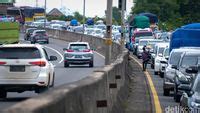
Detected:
left=44, top=45, right=64, bottom=64
left=94, top=51, right=105, bottom=59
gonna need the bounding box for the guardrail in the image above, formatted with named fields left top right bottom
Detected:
left=3, top=28, right=130, bottom=113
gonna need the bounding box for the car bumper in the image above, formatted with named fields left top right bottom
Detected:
left=164, top=79, right=174, bottom=90
left=65, top=59, right=93, bottom=64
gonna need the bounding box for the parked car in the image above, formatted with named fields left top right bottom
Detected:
left=0, top=44, right=57, bottom=98
left=153, top=42, right=169, bottom=75
left=63, top=42, right=94, bottom=67
left=24, top=28, right=37, bottom=40
left=163, top=47, right=200, bottom=96
left=173, top=51, right=200, bottom=102
left=180, top=70, right=200, bottom=109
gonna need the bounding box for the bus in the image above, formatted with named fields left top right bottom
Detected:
left=6, top=6, right=45, bottom=24
left=6, top=7, right=24, bottom=24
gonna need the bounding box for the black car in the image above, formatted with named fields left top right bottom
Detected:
left=173, top=52, right=200, bottom=102
left=180, top=67, right=200, bottom=110
left=31, top=35, right=49, bottom=44
left=24, top=28, right=37, bottom=40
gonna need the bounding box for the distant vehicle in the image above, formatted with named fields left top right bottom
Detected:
left=158, top=47, right=169, bottom=78
left=160, top=32, right=171, bottom=42
left=95, top=24, right=106, bottom=30
left=153, top=42, right=169, bottom=75
left=131, top=28, right=153, bottom=43
left=50, top=24, right=63, bottom=30
left=173, top=51, right=200, bottom=102
left=6, top=7, right=24, bottom=24
left=70, top=19, right=78, bottom=26
left=0, top=22, right=19, bottom=44
left=170, top=23, right=200, bottom=52
left=0, top=44, right=57, bottom=98
left=92, top=28, right=104, bottom=38
left=63, top=42, right=94, bottom=67
left=24, top=28, right=37, bottom=40
left=30, top=30, right=48, bottom=43
left=85, top=28, right=95, bottom=35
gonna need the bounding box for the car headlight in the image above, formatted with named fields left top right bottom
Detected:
left=177, top=72, right=188, bottom=82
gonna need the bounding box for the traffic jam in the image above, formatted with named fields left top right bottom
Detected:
left=126, top=14, right=200, bottom=111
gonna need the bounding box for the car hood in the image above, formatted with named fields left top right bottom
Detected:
left=192, top=92, right=200, bottom=103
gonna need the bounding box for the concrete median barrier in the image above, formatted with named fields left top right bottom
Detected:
left=3, top=28, right=129, bottom=113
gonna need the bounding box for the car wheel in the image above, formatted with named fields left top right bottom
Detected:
left=163, top=88, right=170, bottom=96
left=159, top=72, right=164, bottom=78
left=50, top=73, right=55, bottom=88
left=0, top=90, right=7, bottom=99
left=154, top=71, right=158, bottom=75
left=89, top=61, right=94, bottom=67
left=174, top=84, right=181, bottom=102
left=64, top=62, right=69, bottom=67
left=151, top=64, right=154, bottom=69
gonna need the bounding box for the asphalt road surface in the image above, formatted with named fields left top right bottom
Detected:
left=0, top=35, right=105, bottom=110
left=130, top=53, right=179, bottom=112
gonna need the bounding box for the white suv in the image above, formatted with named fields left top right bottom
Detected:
left=63, top=42, right=94, bottom=67
left=0, top=44, right=57, bottom=98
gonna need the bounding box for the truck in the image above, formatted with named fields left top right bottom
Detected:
left=0, top=19, right=19, bottom=44
left=169, top=23, right=200, bottom=52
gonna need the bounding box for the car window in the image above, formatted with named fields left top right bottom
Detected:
left=139, top=41, right=148, bottom=46
left=0, top=47, right=41, bottom=59
left=158, top=47, right=165, bottom=55
left=181, top=56, right=198, bottom=68
left=169, top=52, right=182, bottom=65
left=135, top=32, right=153, bottom=37
left=35, top=31, right=46, bottom=35
left=69, top=44, right=88, bottom=51
left=164, top=48, right=169, bottom=57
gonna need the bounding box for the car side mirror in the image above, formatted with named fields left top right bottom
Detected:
left=185, top=66, right=198, bottom=74
left=49, top=56, right=57, bottom=61
left=63, top=48, right=67, bottom=51
left=171, top=65, right=177, bottom=70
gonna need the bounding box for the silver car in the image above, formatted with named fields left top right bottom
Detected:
left=63, top=42, right=94, bottom=67
left=0, top=44, right=57, bottom=98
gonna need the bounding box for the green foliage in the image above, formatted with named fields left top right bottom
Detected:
left=131, top=0, right=200, bottom=30
left=112, top=7, right=121, bottom=25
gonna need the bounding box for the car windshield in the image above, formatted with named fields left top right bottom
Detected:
left=139, top=41, right=148, bottom=46
left=158, top=47, right=165, bottom=55
left=135, top=32, right=153, bottom=37
left=36, top=31, right=46, bottom=35
left=169, top=52, right=182, bottom=65
left=0, top=47, right=41, bottom=59
left=193, top=77, right=200, bottom=93
left=164, top=48, right=169, bottom=57
left=69, top=44, right=88, bottom=51
left=181, top=56, right=198, bottom=68
left=28, top=29, right=36, bottom=33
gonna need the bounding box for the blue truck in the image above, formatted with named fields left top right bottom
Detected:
left=169, top=23, right=200, bottom=52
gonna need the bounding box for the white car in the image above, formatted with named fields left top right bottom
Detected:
left=159, top=47, right=169, bottom=77
left=0, top=44, right=57, bottom=98
left=154, top=42, right=169, bottom=75
left=63, top=42, right=94, bottom=67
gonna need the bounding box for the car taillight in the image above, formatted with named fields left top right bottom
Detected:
left=67, top=49, right=74, bottom=52
left=0, top=61, right=6, bottom=65
left=83, top=49, right=91, bottom=52
left=29, top=61, right=46, bottom=67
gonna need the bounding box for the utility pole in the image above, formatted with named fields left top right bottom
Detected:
left=121, top=0, right=125, bottom=49
left=44, top=0, right=47, bottom=28
left=83, top=0, right=86, bottom=35
left=36, top=0, right=38, bottom=7
left=105, top=0, right=113, bottom=65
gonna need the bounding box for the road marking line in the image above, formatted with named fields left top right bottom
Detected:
left=94, top=51, right=105, bottom=59
left=44, top=46, right=64, bottom=64
left=130, top=56, right=162, bottom=113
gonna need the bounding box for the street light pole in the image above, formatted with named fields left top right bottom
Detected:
left=44, top=0, right=47, bottom=28
left=83, top=0, right=86, bottom=35
left=105, top=0, right=113, bottom=65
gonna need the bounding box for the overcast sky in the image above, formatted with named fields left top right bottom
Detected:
left=15, top=0, right=134, bottom=17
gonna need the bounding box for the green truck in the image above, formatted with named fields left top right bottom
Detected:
left=0, top=22, right=19, bottom=44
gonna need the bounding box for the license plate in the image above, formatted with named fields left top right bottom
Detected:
left=10, top=66, right=25, bottom=72
left=75, top=55, right=82, bottom=58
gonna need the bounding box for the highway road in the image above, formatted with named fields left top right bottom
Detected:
left=130, top=54, right=179, bottom=112
left=0, top=35, right=105, bottom=110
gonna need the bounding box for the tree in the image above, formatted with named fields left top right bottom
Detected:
left=112, top=7, right=121, bottom=25
left=73, top=12, right=83, bottom=23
